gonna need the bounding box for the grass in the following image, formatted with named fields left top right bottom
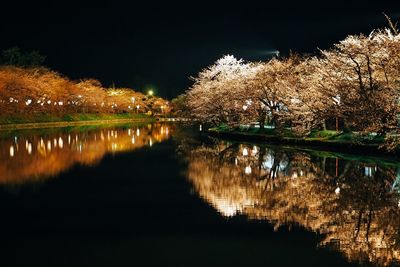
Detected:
left=0, top=113, right=152, bottom=125
left=0, top=121, right=154, bottom=139
left=307, top=129, right=340, bottom=139
left=209, top=125, right=388, bottom=151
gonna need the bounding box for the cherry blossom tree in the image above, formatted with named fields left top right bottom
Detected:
left=0, top=66, right=170, bottom=117
left=187, top=55, right=257, bottom=126
left=319, top=28, right=400, bottom=148
left=185, top=23, right=400, bottom=149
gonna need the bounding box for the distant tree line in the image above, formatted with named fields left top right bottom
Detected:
left=0, top=47, right=45, bottom=67
left=0, top=48, right=171, bottom=117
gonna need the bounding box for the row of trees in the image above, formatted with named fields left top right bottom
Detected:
left=185, top=25, right=400, bottom=149
left=0, top=66, right=171, bottom=116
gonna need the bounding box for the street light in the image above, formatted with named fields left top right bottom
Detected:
left=148, top=90, right=154, bottom=96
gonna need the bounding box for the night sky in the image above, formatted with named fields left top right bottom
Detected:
left=1, top=1, right=399, bottom=99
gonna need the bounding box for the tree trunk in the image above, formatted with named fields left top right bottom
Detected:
left=259, top=113, right=266, bottom=129
left=335, top=117, right=339, bottom=131
left=321, top=119, right=327, bottom=130
left=343, top=118, right=351, bottom=133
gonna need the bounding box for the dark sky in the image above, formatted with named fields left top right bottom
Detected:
left=1, top=1, right=399, bottom=98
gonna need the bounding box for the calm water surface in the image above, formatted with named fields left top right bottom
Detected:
left=0, top=123, right=399, bottom=267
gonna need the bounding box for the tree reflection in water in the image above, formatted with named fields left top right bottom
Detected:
left=0, top=123, right=172, bottom=184
left=183, top=138, right=400, bottom=266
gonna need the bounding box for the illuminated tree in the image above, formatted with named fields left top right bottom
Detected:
left=146, top=96, right=171, bottom=115
left=0, top=66, right=73, bottom=115
left=0, top=66, right=170, bottom=117
left=319, top=29, right=400, bottom=147
left=187, top=55, right=257, bottom=126
left=171, top=94, right=190, bottom=117
left=245, top=55, right=321, bottom=132
left=106, top=88, right=148, bottom=113
left=185, top=24, right=400, bottom=149
left=74, top=79, right=108, bottom=113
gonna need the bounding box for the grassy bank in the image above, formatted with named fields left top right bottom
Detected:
left=0, top=113, right=157, bottom=131
left=208, top=125, right=390, bottom=154
left=0, top=113, right=153, bottom=125
left=0, top=120, right=155, bottom=139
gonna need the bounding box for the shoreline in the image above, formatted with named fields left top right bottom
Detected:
left=0, top=117, right=157, bottom=131
left=207, top=128, right=397, bottom=156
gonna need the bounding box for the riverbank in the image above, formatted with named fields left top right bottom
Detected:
left=207, top=126, right=393, bottom=155
left=0, top=113, right=156, bottom=130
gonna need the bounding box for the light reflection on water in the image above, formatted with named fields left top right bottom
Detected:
left=2, top=124, right=400, bottom=266
left=0, top=123, right=172, bottom=184
left=183, top=139, right=400, bottom=266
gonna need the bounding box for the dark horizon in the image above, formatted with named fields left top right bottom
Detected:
left=1, top=1, right=399, bottom=99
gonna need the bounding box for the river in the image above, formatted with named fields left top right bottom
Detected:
left=0, top=122, right=399, bottom=266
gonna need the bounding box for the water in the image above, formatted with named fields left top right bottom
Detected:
left=0, top=123, right=399, bottom=267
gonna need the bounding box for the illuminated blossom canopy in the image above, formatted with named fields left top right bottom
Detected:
left=185, top=27, right=400, bottom=150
